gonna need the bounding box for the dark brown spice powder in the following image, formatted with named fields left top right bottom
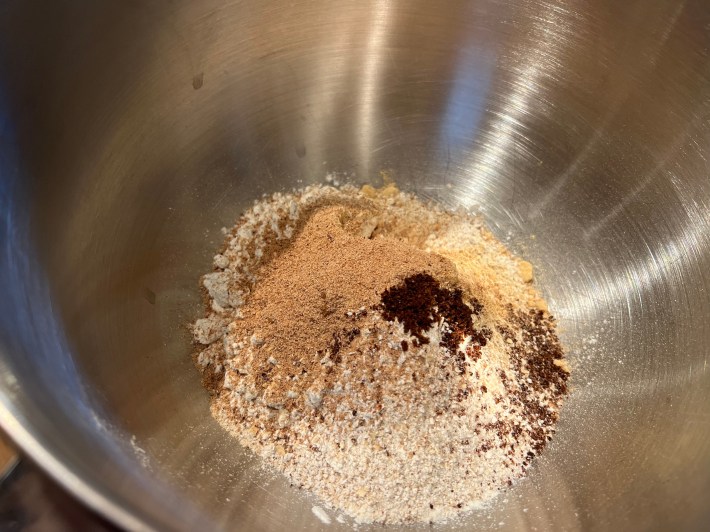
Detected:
left=379, top=273, right=487, bottom=354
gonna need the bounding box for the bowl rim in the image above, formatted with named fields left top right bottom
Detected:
left=0, top=392, right=151, bottom=531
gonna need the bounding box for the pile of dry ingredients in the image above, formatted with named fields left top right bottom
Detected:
left=192, top=183, right=570, bottom=524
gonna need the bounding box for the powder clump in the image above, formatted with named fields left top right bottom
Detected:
left=192, top=183, right=570, bottom=524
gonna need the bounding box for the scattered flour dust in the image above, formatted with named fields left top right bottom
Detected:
left=191, top=183, right=570, bottom=524
left=312, top=505, right=332, bottom=524
left=130, top=435, right=150, bottom=470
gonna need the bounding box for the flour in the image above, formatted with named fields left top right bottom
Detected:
left=191, top=183, right=570, bottom=524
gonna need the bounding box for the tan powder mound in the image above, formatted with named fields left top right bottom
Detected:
left=228, top=205, right=459, bottom=410
left=192, top=184, right=570, bottom=525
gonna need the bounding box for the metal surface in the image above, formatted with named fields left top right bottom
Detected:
left=0, top=459, right=118, bottom=531
left=1, top=0, right=709, bottom=530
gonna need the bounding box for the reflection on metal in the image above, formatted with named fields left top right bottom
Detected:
left=0, top=1, right=709, bottom=531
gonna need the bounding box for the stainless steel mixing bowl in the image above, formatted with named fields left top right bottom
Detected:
left=1, top=0, right=709, bottom=530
